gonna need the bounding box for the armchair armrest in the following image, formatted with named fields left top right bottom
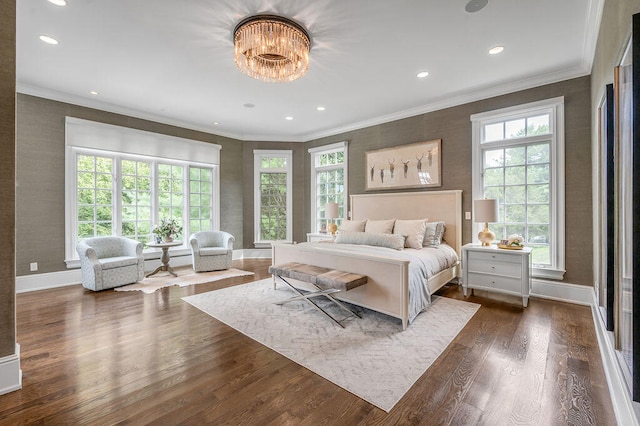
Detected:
left=76, top=242, right=99, bottom=264
left=122, top=238, right=144, bottom=258
left=221, top=232, right=235, bottom=250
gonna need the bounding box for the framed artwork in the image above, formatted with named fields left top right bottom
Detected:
left=365, top=139, right=441, bottom=190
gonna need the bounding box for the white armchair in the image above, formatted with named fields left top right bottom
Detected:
left=76, top=236, right=145, bottom=291
left=189, top=231, right=235, bottom=272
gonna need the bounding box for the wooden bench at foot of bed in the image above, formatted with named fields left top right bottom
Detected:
left=268, top=262, right=368, bottom=328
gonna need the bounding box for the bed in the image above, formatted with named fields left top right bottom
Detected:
left=271, top=190, right=463, bottom=330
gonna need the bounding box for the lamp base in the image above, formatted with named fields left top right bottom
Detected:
left=327, top=222, right=337, bottom=236
left=477, top=224, right=495, bottom=246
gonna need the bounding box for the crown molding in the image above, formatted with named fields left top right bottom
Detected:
left=18, top=62, right=589, bottom=144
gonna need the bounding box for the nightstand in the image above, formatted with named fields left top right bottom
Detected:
left=306, top=233, right=335, bottom=242
left=462, top=243, right=533, bottom=307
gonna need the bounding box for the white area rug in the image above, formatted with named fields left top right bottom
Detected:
left=182, top=278, right=479, bottom=412
left=115, top=268, right=254, bottom=293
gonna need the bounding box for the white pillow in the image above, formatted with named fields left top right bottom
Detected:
left=334, top=231, right=406, bottom=250
left=339, top=219, right=367, bottom=232
left=393, top=219, right=428, bottom=249
left=423, top=221, right=446, bottom=247
left=365, top=219, right=395, bottom=234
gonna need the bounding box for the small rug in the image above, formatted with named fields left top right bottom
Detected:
left=182, top=278, right=479, bottom=412
left=115, top=268, right=254, bottom=294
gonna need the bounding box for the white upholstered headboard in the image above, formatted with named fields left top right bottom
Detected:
left=349, top=190, right=463, bottom=256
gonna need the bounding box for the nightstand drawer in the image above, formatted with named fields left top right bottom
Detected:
left=467, top=258, right=522, bottom=278
left=467, top=272, right=522, bottom=293
left=467, top=250, right=522, bottom=264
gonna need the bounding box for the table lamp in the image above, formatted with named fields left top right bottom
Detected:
left=325, top=202, right=339, bottom=235
left=474, top=198, right=498, bottom=246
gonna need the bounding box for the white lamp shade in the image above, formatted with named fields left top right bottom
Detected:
left=325, top=202, right=339, bottom=219
left=474, top=199, right=499, bottom=223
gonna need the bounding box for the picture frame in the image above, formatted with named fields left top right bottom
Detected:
left=365, top=139, right=442, bottom=190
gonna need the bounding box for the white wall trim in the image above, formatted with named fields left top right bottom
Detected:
left=590, top=291, right=639, bottom=426
left=17, top=249, right=271, bottom=293
left=0, top=344, right=22, bottom=396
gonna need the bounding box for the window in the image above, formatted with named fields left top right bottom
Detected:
left=77, top=154, right=115, bottom=239
left=309, top=142, right=348, bottom=233
left=471, top=97, right=565, bottom=279
left=120, top=158, right=153, bottom=243
left=254, top=150, right=292, bottom=247
left=189, top=167, right=213, bottom=233
left=65, top=117, right=220, bottom=265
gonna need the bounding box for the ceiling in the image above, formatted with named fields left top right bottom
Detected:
left=17, top=0, right=603, bottom=142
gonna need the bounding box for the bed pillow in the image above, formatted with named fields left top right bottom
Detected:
left=339, top=219, right=367, bottom=232
left=423, top=221, right=446, bottom=247
left=393, top=219, right=428, bottom=249
left=334, top=231, right=406, bottom=250
left=365, top=219, right=396, bottom=234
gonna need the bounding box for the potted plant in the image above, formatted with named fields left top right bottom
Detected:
left=152, top=218, right=183, bottom=242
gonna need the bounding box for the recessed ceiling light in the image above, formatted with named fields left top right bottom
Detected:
left=489, top=46, right=504, bottom=55
left=89, top=90, right=98, bottom=95
left=243, top=103, right=255, bottom=108
left=213, top=122, right=220, bottom=125
left=48, top=0, right=67, bottom=6
left=465, top=0, right=488, bottom=13
left=316, top=106, right=326, bottom=111
left=285, top=116, right=293, bottom=121
left=416, top=71, right=429, bottom=78
left=39, top=35, right=58, bottom=45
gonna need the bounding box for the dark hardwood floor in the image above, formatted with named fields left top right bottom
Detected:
left=0, top=259, right=615, bottom=425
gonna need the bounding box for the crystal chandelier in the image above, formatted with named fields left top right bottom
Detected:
left=233, top=15, right=310, bottom=83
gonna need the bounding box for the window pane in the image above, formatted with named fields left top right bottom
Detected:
left=505, top=166, right=525, bottom=184
left=527, top=184, right=549, bottom=203
left=484, top=123, right=504, bottom=142
left=528, top=204, right=549, bottom=224
left=505, top=147, right=526, bottom=166
left=527, top=143, right=549, bottom=164
left=505, top=204, right=525, bottom=223
left=484, top=149, right=504, bottom=167
left=527, top=164, right=549, bottom=184
left=505, top=119, right=526, bottom=138
left=526, top=114, right=550, bottom=135
left=505, top=185, right=526, bottom=204
left=484, top=168, right=504, bottom=186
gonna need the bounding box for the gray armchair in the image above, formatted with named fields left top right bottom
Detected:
left=76, top=236, right=144, bottom=291
left=189, top=231, right=235, bottom=272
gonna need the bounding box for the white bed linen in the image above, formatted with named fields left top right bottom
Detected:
left=300, top=241, right=458, bottom=322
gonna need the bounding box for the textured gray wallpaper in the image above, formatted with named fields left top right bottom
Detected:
left=0, top=0, right=16, bottom=357
left=17, top=76, right=591, bottom=286
left=15, top=95, right=244, bottom=276
left=304, top=76, right=593, bottom=286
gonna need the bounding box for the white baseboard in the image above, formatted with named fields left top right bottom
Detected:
left=16, top=249, right=271, bottom=293
left=0, top=344, right=22, bottom=396
left=530, top=278, right=594, bottom=305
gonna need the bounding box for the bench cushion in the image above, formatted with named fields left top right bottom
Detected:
left=269, top=262, right=367, bottom=292
left=98, top=255, right=140, bottom=270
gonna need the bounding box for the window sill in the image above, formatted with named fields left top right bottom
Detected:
left=65, top=247, right=191, bottom=269
left=532, top=267, right=565, bottom=280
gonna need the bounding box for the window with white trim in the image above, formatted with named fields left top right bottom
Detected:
left=309, top=142, right=348, bottom=233
left=471, top=97, right=565, bottom=280
left=65, top=117, right=220, bottom=265
left=254, top=150, right=292, bottom=247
